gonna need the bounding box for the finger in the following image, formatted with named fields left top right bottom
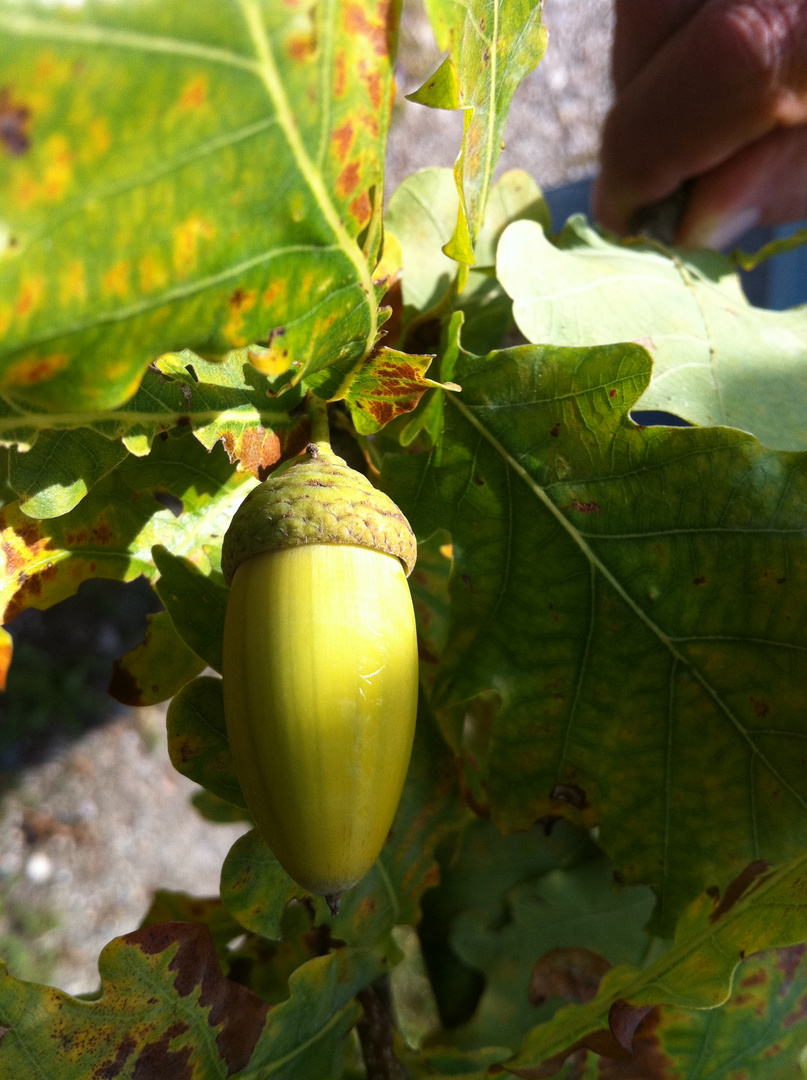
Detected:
left=612, top=0, right=707, bottom=89
left=596, top=0, right=807, bottom=233
left=677, top=123, right=807, bottom=247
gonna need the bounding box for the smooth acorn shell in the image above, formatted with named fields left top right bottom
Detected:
left=222, top=542, right=418, bottom=898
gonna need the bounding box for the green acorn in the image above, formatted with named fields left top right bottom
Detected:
left=221, top=418, right=418, bottom=914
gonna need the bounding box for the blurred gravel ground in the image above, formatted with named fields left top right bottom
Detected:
left=0, top=0, right=615, bottom=996
left=0, top=709, right=248, bottom=995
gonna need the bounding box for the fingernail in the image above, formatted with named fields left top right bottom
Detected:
left=689, top=207, right=760, bottom=251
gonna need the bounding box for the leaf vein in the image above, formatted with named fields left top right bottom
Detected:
left=449, top=393, right=807, bottom=816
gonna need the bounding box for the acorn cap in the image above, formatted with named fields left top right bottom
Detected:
left=221, top=445, right=417, bottom=585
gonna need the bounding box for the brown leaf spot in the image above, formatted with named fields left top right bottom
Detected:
left=333, top=51, right=347, bottom=95
left=222, top=426, right=283, bottom=481
left=286, top=31, right=316, bottom=62
left=709, top=860, right=770, bottom=923
left=777, top=944, right=806, bottom=992
left=177, top=74, right=207, bottom=111
left=1, top=352, right=68, bottom=388
left=356, top=896, right=378, bottom=919
left=91, top=1033, right=137, bottom=1078
left=368, top=400, right=394, bottom=426
left=102, top=260, right=130, bottom=299
left=571, top=501, right=601, bottom=514
left=336, top=161, right=361, bottom=198
left=173, top=737, right=196, bottom=766
left=3, top=559, right=57, bottom=622
left=740, top=968, right=768, bottom=989
left=0, top=87, right=31, bottom=155
left=550, top=423, right=561, bottom=437
left=262, top=278, right=287, bottom=307
left=349, top=191, right=372, bottom=227
left=550, top=783, right=588, bottom=809
left=609, top=388, right=618, bottom=398
left=597, top=1007, right=671, bottom=1078
left=530, top=947, right=611, bottom=1005
left=750, top=697, right=770, bottom=718
left=364, top=69, right=382, bottom=110
left=108, top=661, right=143, bottom=707
left=784, top=991, right=807, bottom=1028
left=360, top=109, right=379, bottom=139
left=124, top=923, right=269, bottom=1074
left=331, top=120, right=354, bottom=161
left=15, top=275, right=45, bottom=318
left=131, top=1027, right=192, bottom=1080
left=608, top=1000, right=655, bottom=1054
left=473, top=475, right=484, bottom=486
left=92, top=518, right=113, bottom=545
left=417, top=636, right=439, bottom=665
left=344, top=4, right=387, bottom=54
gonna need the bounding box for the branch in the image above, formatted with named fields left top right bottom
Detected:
left=356, top=983, right=407, bottom=1080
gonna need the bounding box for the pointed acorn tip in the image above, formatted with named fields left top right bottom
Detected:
left=325, top=892, right=342, bottom=917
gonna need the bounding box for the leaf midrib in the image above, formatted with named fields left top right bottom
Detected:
left=237, top=0, right=378, bottom=369
left=0, top=10, right=259, bottom=70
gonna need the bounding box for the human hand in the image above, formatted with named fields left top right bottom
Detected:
left=593, top=0, right=807, bottom=247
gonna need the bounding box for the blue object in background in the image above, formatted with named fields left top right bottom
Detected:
left=542, top=177, right=807, bottom=311
left=757, top=221, right=807, bottom=310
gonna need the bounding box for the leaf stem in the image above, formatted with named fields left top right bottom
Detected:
left=307, top=393, right=331, bottom=455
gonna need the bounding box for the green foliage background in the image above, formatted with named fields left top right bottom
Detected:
left=1, top=0, right=807, bottom=1077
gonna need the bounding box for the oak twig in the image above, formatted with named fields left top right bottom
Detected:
left=356, top=982, right=407, bottom=1080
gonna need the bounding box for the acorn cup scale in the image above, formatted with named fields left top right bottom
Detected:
left=221, top=423, right=419, bottom=914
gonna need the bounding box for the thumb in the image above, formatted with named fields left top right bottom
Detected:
left=678, top=125, right=807, bottom=249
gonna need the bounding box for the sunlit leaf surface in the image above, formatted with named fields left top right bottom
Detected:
left=0, top=0, right=393, bottom=411
left=498, top=216, right=807, bottom=450
left=0, top=429, right=254, bottom=624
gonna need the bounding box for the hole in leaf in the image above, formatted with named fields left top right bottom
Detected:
left=630, top=411, right=691, bottom=428
left=152, top=491, right=184, bottom=517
